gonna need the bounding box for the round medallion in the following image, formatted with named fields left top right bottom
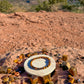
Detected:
left=24, top=55, right=56, bottom=77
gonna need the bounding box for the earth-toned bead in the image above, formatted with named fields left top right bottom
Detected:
left=2, top=75, right=9, bottom=83
left=19, top=54, right=25, bottom=59
left=0, top=66, right=7, bottom=74
left=15, top=72, right=20, bottom=77
left=62, top=55, right=68, bottom=61
left=13, top=59, right=18, bottom=63
left=7, top=67, right=12, bottom=74
left=27, top=53, right=32, bottom=57
left=9, top=75, right=15, bottom=82
left=42, top=48, right=48, bottom=53
left=69, top=66, right=77, bottom=76
left=68, top=78, right=74, bottom=84
left=8, top=81, right=12, bottom=84
left=32, top=52, right=38, bottom=56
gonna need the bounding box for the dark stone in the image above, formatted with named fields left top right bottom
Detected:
left=46, top=82, right=49, bottom=84
left=68, top=83, right=71, bottom=84
left=6, top=53, right=10, bottom=56
left=49, top=53, right=52, bottom=56
left=16, top=67, right=25, bottom=74
left=74, top=79, right=78, bottom=83
left=62, top=65, right=68, bottom=71
left=59, top=64, right=62, bottom=68
left=56, top=60, right=59, bottom=63
left=25, top=48, right=28, bottom=50
left=26, top=0, right=30, bottom=3
left=0, top=57, right=6, bottom=66
left=82, top=81, right=84, bottom=83
left=54, top=54, right=60, bottom=57
left=64, top=80, right=68, bottom=83
left=55, top=80, right=58, bottom=84
left=80, top=57, right=84, bottom=59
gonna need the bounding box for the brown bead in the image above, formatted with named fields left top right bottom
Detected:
left=8, top=81, right=12, bottom=84
left=27, top=53, right=32, bottom=57
left=17, top=59, right=23, bottom=64
left=43, top=52, right=48, bottom=55
left=2, top=76, right=9, bottom=83
left=15, top=72, right=20, bottom=77
left=68, top=78, right=75, bottom=84
left=9, top=75, right=15, bottom=82
left=0, top=66, right=7, bottom=74
left=42, top=48, right=48, bottom=53
left=7, top=67, right=12, bottom=74
left=69, top=66, right=77, bottom=76
left=13, top=59, right=18, bottom=63
left=62, top=55, right=68, bottom=61
left=11, top=70, right=16, bottom=75
left=32, top=52, right=38, bottom=56
left=19, top=54, right=25, bottom=59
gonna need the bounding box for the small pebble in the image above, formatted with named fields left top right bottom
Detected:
left=83, top=81, right=84, bottom=83
left=77, top=79, right=80, bottom=82
left=68, top=83, right=71, bottom=84
left=54, top=54, right=60, bottom=58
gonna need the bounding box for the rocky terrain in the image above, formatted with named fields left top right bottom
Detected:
left=0, top=11, right=84, bottom=84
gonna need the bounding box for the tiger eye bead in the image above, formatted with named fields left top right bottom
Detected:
left=43, top=52, right=48, bottom=55
left=2, top=76, right=9, bottom=83
left=32, top=52, right=38, bottom=56
left=42, top=48, right=48, bottom=53
left=19, top=54, right=25, bottom=59
left=11, top=70, right=16, bottom=75
left=69, top=66, right=77, bottom=76
left=8, top=81, right=12, bottom=84
left=7, top=67, right=12, bottom=74
left=62, top=55, right=68, bottom=61
left=68, top=75, right=73, bottom=79
left=68, top=78, right=75, bottom=84
left=13, top=59, right=18, bottom=63
left=27, top=53, right=32, bottom=57
left=17, top=59, right=23, bottom=64
left=9, top=75, right=15, bottom=82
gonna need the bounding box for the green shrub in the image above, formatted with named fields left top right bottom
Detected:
left=79, top=0, right=84, bottom=5
left=62, top=4, right=75, bottom=11
left=0, top=0, right=13, bottom=13
left=48, top=0, right=56, bottom=4
left=36, top=1, right=51, bottom=12
left=35, top=0, right=68, bottom=12
left=62, top=2, right=84, bottom=13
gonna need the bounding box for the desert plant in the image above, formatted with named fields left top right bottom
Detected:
left=79, top=0, right=84, bottom=5
left=0, top=0, right=13, bottom=13
left=35, top=0, right=68, bottom=12
left=48, top=0, right=56, bottom=4
left=62, top=4, right=74, bottom=11
left=36, top=1, right=51, bottom=12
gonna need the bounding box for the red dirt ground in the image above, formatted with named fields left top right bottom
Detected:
left=0, top=11, right=84, bottom=56
left=0, top=11, right=84, bottom=84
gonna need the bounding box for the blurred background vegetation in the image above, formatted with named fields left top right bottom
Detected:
left=0, top=0, right=84, bottom=13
